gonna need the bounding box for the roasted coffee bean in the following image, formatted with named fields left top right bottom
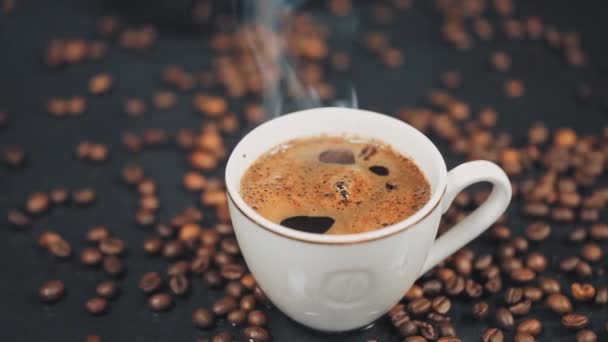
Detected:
left=404, top=337, right=427, bottom=342
left=3, top=145, right=26, bottom=167
left=526, top=223, right=551, bottom=241
left=576, top=329, right=598, bottom=342
left=96, top=281, right=119, bottom=300
left=163, top=240, right=184, bottom=259
left=575, top=261, right=593, bottom=277
left=438, top=321, right=456, bottom=337
left=211, top=332, right=231, bottom=342
left=405, top=285, right=424, bottom=300
left=38, top=231, right=62, bottom=248
left=572, top=283, right=595, bottom=301
left=72, top=188, right=96, bottom=205
left=248, top=310, right=267, bottom=326
left=561, top=313, right=589, bottom=330
left=526, top=253, right=547, bottom=272
left=408, top=298, right=432, bottom=315
left=560, top=256, right=580, bottom=272
left=166, top=261, right=189, bottom=276
left=437, top=338, right=460, bottom=342
left=547, top=294, right=572, bottom=314
left=240, top=294, right=256, bottom=311
left=139, top=272, right=163, bottom=293
left=192, top=307, right=215, bottom=329
left=49, top=240, right=72, bottom=258
left=539, top=277, right=561, bottom=294
left=85, top=297, right=108, bottom=315
left=103, top=255, right=124, bottom=276
left=225, top=309, right=246, bottom=326
left=221, top=263, right=244, bottom=280
left=80, top=247, right=103, bottom=266
left=122, top=164, right=144, bottom=185
left=220, top=238, right=240, bottom=255
left=431, top=296, right=450, bottom=314
left=143, top=236, right=163, bottom=255
left=39, top=280, right=65, bottom=303
left=253, top=286, right=269, bottom=305
left=203, top=270, right=224, bottom=288
left=590, top=224, right=608, bottom=241
left=169, top=274, right=189, bottom=296
left=418, top=321, right=437, bottom=340
left=89, top=73, right=113, bottom=95
left=148, top=293, right=172, bottom=312
left=99, top=237, right=124, bottom=256
left=243, top=326, right=269, bottom=342
left=50, top=188, right=69, bottom=204
left=581, top=243, right=603, bottom=262
left=472, top=301, right=489, bottom=319
left=485, top=277, right=502, bottom=294
left=465, top=279, right=483, bottom=298
left=87, top=226, right=109, bottom=243
left=7, top=210, right=29, bottom=228
left=513, top=333, right=535, bottom=342
left=483, top=328, right=504, bottom=342
left=569, top=227, right=588, bottom=243
left=212, top=296, right=237, bottom=316
left=190, top=256, right=210, bottom=275
left=85, top=334, right=102, bottom=342
left=517, top=319, right=542, bottom=336
left=505, top=288, right=523, bottom=305
left=495, top=307, right=514, bottom=330
left=26, top=192, right=50, bottom=215
left=511, top=268, right=535, bottom=283
left=524, top=286, right=544, bottom=302
left=225, top=281, right=244, bottom=298
left=509, top=299, right=531, bottom=316
left=397, top=321, right=418, bottom=337
left=445, top=275, right=465, bottom=295
left=595, top=288, right=608, bottom=305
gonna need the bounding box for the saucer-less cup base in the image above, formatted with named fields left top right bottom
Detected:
left=225, top=108, right=511, bottom=332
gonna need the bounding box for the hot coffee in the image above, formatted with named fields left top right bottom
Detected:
left=240, top=136, right=431, bottom=234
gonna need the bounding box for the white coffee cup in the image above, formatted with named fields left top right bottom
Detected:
left=225, top=107, right=511, bottom=332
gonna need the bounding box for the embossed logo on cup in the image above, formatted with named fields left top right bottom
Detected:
left=322, top=270, right=372, bottom=308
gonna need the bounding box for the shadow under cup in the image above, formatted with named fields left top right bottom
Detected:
left=225, top=107, right=448, bottom=332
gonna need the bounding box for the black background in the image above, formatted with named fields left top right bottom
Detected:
left=1, top=0, right=607, bottom=341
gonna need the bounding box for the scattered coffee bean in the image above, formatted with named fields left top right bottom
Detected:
left=483, top=328, right=504, bottom=342
left=139, top=272, right=163, bottom=293
left=227, top=309, right=247, bottom=326
left=572, top=283, right=595, bottom=301
left=96, top=281, right=119, bottom=300
left=85, top=297, right=108, bottom=315
left=243, top=326, right=270, bottom=342
left=212, top=296, right=237, bottom=317
left=576, top=329, right=598, bottom=342
left=192, top=308, right=215, bottom=329
left=168, top=274, right=189, bottom=296
left=517, top=318, right=542, bottom=336
left=495, top=307, right=514, bottom=330
left=39, top=280, right=65, bottom=303
left=148, top=293, right=172, bottom=312
left=561, top=313, right=589, bottom=330
left=80, top=247, right=103, bottom=266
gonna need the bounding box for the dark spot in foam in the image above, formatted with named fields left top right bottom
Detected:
left=319, top=149, right=355, bottom=164
left=280, top=216, right=335, bottom=234
left=369, top=165, right=389, bottom=176
left=386, top=183, right=397, bottom=190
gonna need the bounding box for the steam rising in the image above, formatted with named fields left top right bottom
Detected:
left=241, top=0, right=357, bottom=117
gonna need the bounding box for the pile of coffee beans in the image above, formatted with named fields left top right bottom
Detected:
left=2, top=0, right=607, bottom=341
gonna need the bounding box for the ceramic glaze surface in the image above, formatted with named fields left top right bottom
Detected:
left=226, top=108, right=511, bottom=331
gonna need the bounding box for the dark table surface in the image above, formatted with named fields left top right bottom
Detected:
left=1, top=0, right=607, bottom=341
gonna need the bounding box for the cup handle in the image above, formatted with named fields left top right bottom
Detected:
left=419, top=160, right=512, bottom=276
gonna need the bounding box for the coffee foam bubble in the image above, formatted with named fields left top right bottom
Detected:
left=240, top=136, right=430, bottom=234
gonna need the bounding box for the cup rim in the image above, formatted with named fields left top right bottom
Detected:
left=225, top=107, right=447, bottom=245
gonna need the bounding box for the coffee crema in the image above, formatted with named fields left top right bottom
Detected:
left=240, top=136, right=431, bottom=235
